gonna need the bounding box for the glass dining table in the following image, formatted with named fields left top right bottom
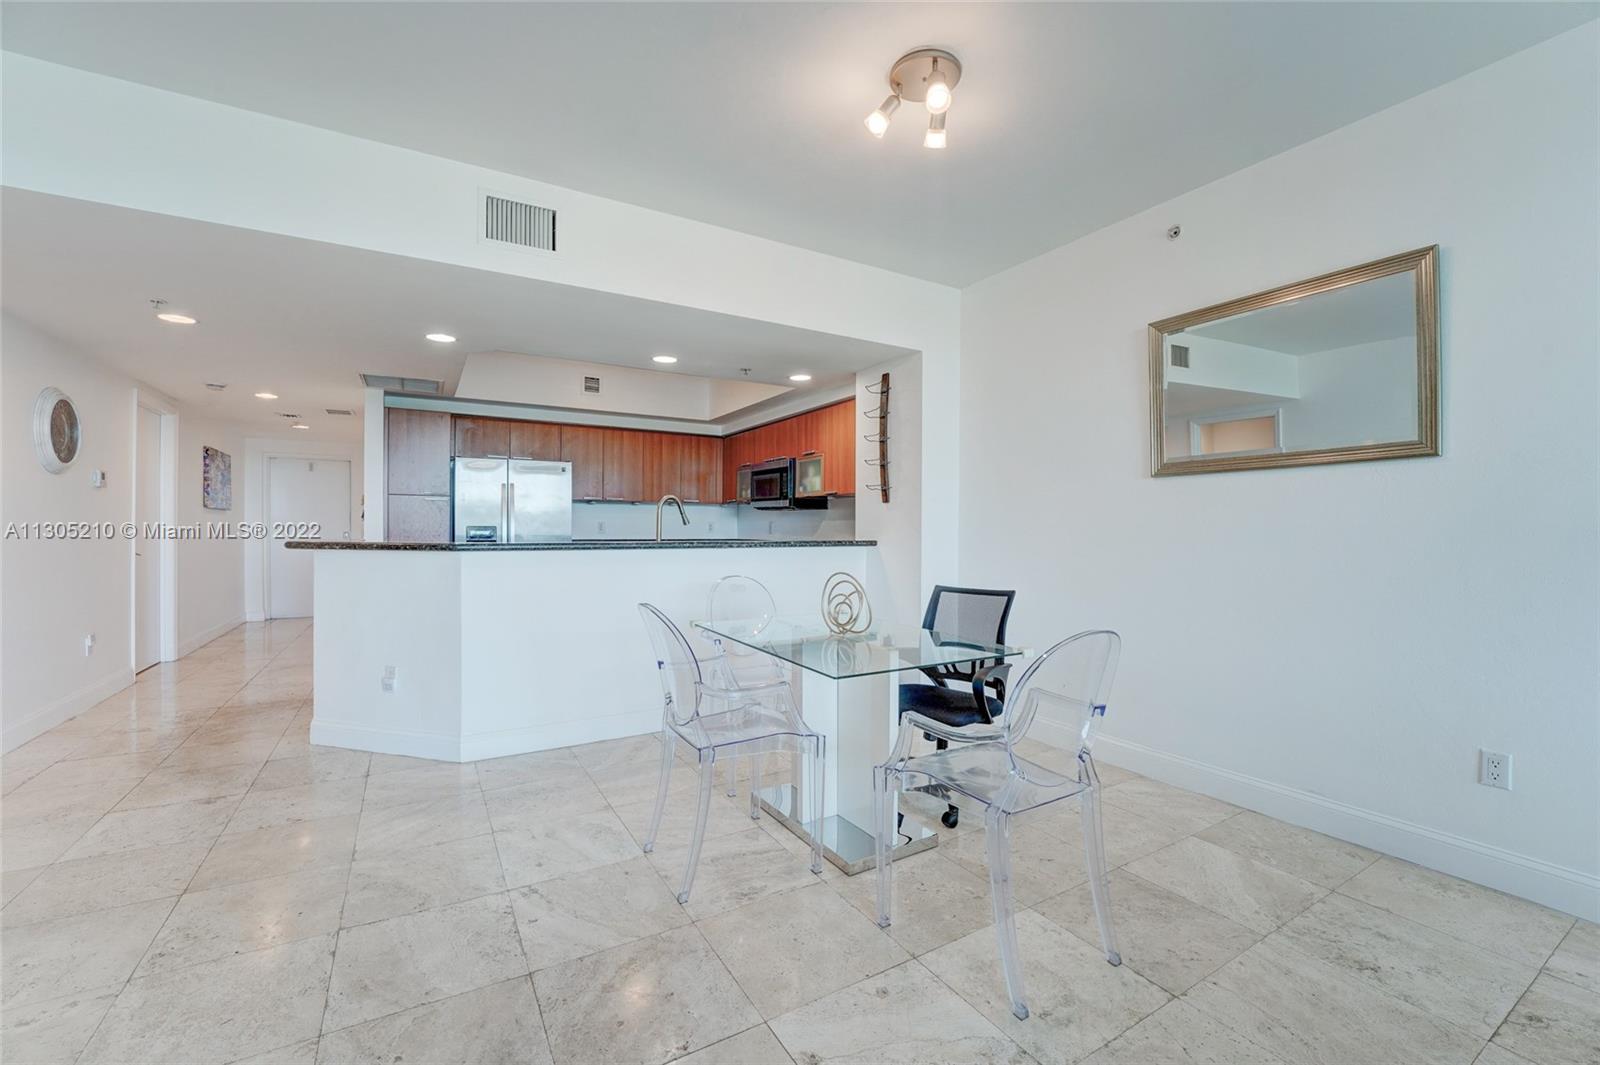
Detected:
left=693, top=615, right=1031, bottom=874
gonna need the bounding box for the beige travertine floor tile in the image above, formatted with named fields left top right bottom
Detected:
left=114, top=762, right=260, bottom=810
left=509, top=856, right=688, bottom=971
left=493, top=806, right=641, bottom=888
left=1124, top=837, right=1325, bottom=934
left=1184, top=938, right=1483, bottom=1065
left=1101, top=778, right=1238, bottom=834
left=829, top=848, right=993, bottom=956
left=768, top=960, right=1028, bottom=1064
left=613, top=789, right=765, bottom=851
left=66, top=725, right=196, bottom=759
left=17, top=750, right=169, bottom=790
left=1474, top=1043, right=1538, bottom=1065
left=0, top=813, right=102, bottom=868
left=586, top=758, right=700, bottom=808
left=354, top=791, right=491, bottom=858
left=359, top=761, right=480, bottom=807
left=1, top=898, right=175, bottom=1007
left=1339, top=858, right=1575, bottom=969
left=366, top=752, right=454, bottom=775
left=482, top=774, right=611, bottom=825
left=533, top=924, right=760, bottom=1065
left=0, top=985, right=120, bottom=1065
left=324, top=893, right=528, bottom=1031
left=78, top=933, right=334, bottom=1065
left=570, top=733, right=666, bottom=774
left=1544, top=919, right=1599, bottom=993
left=675, top=1024, right=795, bottom=1065
left=920, top=909, right=1170, bottom=1064
left=2, top=778, right=136, bottom=826
left=190, top=814, right=358, bottom=890
left=343, top=832, right=506, bottom=927
left=939, top=821, right=1089, bottom=906
left=474, top=748, right=585, bottom=793
left=227, top=776, right=367, bottom=834
left=157, top=736, right=281, bottom=773
left=59, top=794, right=235, bottom=860
left=1, top=863, right=46, bottom=906
left=252, top=749, right=371, bottom=790
left=1035, top=869, right=1260, bottom=994
left=1196, top=811, right=1379, bottom=888
left=646, top=827, right=821, bottom=919
left=237, top=1037, right=320, bottom=1065
left=135, top=865, right=349, bottom=976
left=1493, top=973, right=1600, bottom=1065
left=699, top=882, right=908, bottom=1018
left=1029, top=797, right=1190, bottom=868
left=1080, top=999, right=1286, bottom=1064
left=2, top=840, right=210, bottom=927
left=317, top=977, right=551, bottom=1064
left=1275, top=892, right=1539, bottom=1037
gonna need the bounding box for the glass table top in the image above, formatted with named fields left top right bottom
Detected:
left=693, top=615, right=1030, bottom=681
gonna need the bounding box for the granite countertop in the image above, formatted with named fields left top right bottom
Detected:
left=285, top=539, right=877, bottom=551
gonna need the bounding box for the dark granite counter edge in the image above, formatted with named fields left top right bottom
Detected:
left=286, top=539, right=878, bottom=551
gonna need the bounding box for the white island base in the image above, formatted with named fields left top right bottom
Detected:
left=301, top=540, right=879, bottom=762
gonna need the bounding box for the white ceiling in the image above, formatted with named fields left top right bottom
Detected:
left=1188, top=271, right=1417, bottom=355
left=3, top=2, right=1591, bottom=286
left=1, top=190, right=909, bottom=439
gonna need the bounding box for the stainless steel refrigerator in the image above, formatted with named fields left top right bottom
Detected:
left=452, top=458, right=573, bottom=543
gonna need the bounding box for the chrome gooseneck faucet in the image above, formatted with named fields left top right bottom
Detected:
left=655, top=495, right=690, bottom=541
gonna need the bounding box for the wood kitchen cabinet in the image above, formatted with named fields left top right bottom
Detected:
left=716, top=398, right=856, bottom=501
left=508, top=421, right=562, bottom=461
left=453, top=416, right=511, bottom=458
left=687, top=434, right=722, bottom=503
left=561, top=425, right=605, bottom=500
left=386, top=408, right=452, bottom=496
left=602, top=429, right=646, bottom=502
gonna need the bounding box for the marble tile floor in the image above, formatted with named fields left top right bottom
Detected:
left=1, top=621, right=1594, bottom=1065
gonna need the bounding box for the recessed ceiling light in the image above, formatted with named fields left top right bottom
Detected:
left=254, top=392, right=279, bottom=400
left=425, top=333, right=456, bottom=343
left=156, top=312, right=197, bottom=324
left=789, top=373, right=812, bottom=382
left=652, top=354, right=678, bottom=364
left=291, top=423, right=310, bottom=430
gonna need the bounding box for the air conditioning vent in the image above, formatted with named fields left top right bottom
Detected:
left=276, top=412, right=302, bottom=420
left=583, top=376, right=601, bottom=394
left=483, top=193, right=556, bottom=252
left=324, top=408, right=354, bottom=416
left=359, top=374, right=444, bottom=395
left=1170, top=344, right=1190, bottom=369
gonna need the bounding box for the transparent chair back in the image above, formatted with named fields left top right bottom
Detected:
left=876, top=629, right=1123, bottom=1020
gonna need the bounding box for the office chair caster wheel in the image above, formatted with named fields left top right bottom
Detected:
left=941, top=808, right=960, bottom=829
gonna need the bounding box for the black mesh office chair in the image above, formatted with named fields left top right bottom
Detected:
left=898, top=585, right=1017, bottom=828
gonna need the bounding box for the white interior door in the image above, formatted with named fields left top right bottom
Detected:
left=134, top=406, right=163, bottom=671
left=268, top=457, right=351, bottom=618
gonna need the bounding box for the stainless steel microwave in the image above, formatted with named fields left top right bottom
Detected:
left=749, top=458, right=794, bottom=510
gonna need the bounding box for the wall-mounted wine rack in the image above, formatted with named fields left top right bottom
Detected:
left=863, top=372, right=890, bottom=503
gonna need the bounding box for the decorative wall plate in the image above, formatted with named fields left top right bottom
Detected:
left=33, top=387, right=80, bottom=473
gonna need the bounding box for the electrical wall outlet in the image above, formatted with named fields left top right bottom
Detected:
left=597, top=520, right=606, bottom=534
left=381, top=666, right=397, bottom=693
left=83, top=633, right=96, bottom=656
left=1479, top=749, right=1512, bottom=790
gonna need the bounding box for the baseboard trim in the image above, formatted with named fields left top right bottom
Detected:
left=309, top=720, right=463, bottom=761
left=175, top=616, right=245, bottom=659
left=2, top=669, right=135, bottom=753
left=1030, top=720, right=1599, bottom=921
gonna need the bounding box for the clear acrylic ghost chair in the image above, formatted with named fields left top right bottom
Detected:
left=638, top=603, right=823, bottom=902
left=703, top=575, right=787, bottom=806
left=875, top=630, right=1122, bottom=1020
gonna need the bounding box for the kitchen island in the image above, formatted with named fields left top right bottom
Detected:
left=287, top=539, right=878, bottom=761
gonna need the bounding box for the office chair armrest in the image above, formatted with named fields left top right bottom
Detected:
left=969, top=662, right=1011, bottom=723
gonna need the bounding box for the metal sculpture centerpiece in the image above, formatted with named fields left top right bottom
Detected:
left=821, top=572, right=872, bottom=635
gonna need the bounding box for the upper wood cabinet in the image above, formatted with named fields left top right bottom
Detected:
left=386, top=409, right=452, bottom=497
left=508, top=421, right=562, bottom=461
left=561, top=425, right=604, bottom=500
left=688, top=435, right=723, bottom=504
left=717, top=398, right=856, bottom=500
left=601, top=429, right=646, bottom=502
left=453, top=416, right=511, bottom=458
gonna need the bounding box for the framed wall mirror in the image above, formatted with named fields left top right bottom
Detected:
left=1149, top=245, right=1439, bottom=476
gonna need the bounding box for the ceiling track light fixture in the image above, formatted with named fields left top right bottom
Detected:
left=864, top=48, right=962, bottom=148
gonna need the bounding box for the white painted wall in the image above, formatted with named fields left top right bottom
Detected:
left=455, top=350, right=789, bottom=420
left=1, top=313, right=257, bottom=748
left=855, top=355, right=922, bottom=628
left=3, top=54, right=961, bottom=603
left=958, top=25, right=1599, bottom=918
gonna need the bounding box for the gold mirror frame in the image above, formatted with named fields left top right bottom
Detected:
left=1149, top=245, right=1439, bottom=476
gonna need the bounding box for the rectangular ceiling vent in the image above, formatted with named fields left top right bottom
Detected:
left=359, top=373, right=444, bottom=395
left=582, top=375, right=601, bottom=394
left=1170, top=344, right=1190, bottom=369
left=276, top=412, right=302, bottom=420
left=482, top=192, right=556, bottom=252
left=324, top=408, right=354, bottom=416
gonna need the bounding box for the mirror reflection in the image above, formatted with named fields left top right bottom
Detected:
left=1150, top=248, right=1438, bottom=474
